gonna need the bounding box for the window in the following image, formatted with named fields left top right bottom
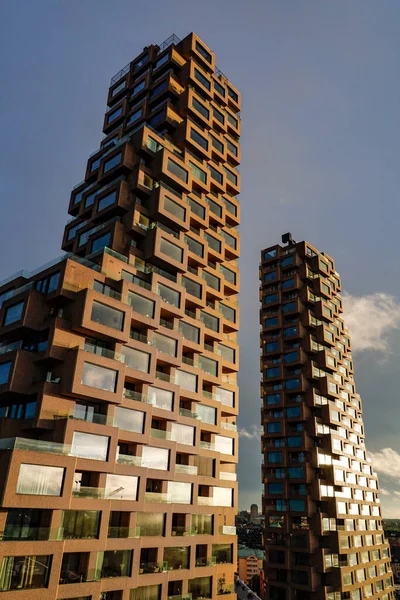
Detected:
left=127, top=107, right=142, bottom=126
left=200, top=311, right=219, bottom=332
left=168, top=481, right=192, bottom=504
left=284, top=351, right=298, bottom=363
left=4, top=301, right=24, bottom=326
left=194, top=68, right=211, bottom=90
left=208, top=164, right=223, bottom=184
left=266, top=342, right=279, bottom=353
left=128, top=292, right=155, bottom=318
left=153, top=332, right=177, bottom=356
left=210, top=135, right=224, bottom=154
left=289, top=500, right=305, bottom=511
left=92, top=231, right=111, bottom=253
left=286, top=407, right=301, bottom=417
left=195, top=40, right=212, bottom=63
left=148, top=386, right=174, bottom=411
left=35, top=271, right=60, bottom=294
left=82, top=362, right=117, bottom=392
left=216, top=388, right=234, bottom=407
left=160, top=238, right=183, bottom=263
left=112, top=80, right=126, bottom=96
left=284, top=326, right=297, bottom=337
left=167, top=158, right=188, bottom=183
left=184, top=235, right=204, bottom=257
left=189, top=161, right=207, bottom=184
left=16, top=464, right=64, bottom=496
left=0, top=361, right=12, bottom=385
left=267, top=393, right=280, bottom=405
left=268, top=452, right=282, bottom=463
left=91, top=301, right=124, bottom=330
left=123, top=347, right=150, bottom=373
left=61, top=510, right=100, bottom=540
left=264, top=249, right=277, bottom=259
left=286, top=379, right=300, bottom=389
left=154, top=52, right=169, bottom=70
left=71, top=431, right=109, bottom=461
left=105, top=474, right=138, bottom=500
left=215, top=435, right=233, bottom=455
left=164, top=196, right=186, bottom=221
left=0, top=555, right=52, bottom=591
left=175, top=369, right=197, bottom=392
left=98, top=191, right=117, bottom=212
left=264, top=271, right=277, bottom=281
left=131, top=585, right=161, bottom=600
left=282, top=278, right=295, bottom=289
left=171, top=423, right=195, bottom=445
left=266, top=317, right=279, bottom=327
left=137, top=513, right=165, bottom=537
left=192, top=97, right=209, bottom=119
left=104, top=153, right=122, bottom=173
left=158, top=283, right=180, bottom=307
left=188, top=197, right=206, bottom=219
left=151, top=80, right=168, bottom=98
left=91, top=157, right=101, bottom=171
left=190, top=128, right=208, bottom=151
left=114, top=407, right=144, bottom=433
left=213, top=487, right=233, bottom=506
left=178, top=321, right=200, bottom=344
left=199, top=355, right=218, bottom=376
left=108, top=107, right=122, bottom=123
left=220, top=303, right=236, bottom=322
left=100, top=549, right=132, bottom=578
left=196, top=403, right=216, bottom=425
left=142, top=446, right=169, bottom=470
left=132, top=80, right=145, bottom=95
left=268, top=422, right=281, bottom=433
left=228, top=87, right=239, bottom=102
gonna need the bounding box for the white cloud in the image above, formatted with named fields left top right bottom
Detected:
left=368, top=447, right=400, bottom=479
left=239, top=426, right=262, bottom=439
left=380, top=488, right=390, bottom=496
left=343, top=292, right=400, bottom=353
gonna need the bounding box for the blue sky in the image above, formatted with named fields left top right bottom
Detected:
left=1, top=0, right=400, bottom=513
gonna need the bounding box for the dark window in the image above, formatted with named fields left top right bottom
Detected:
left=228, top=87, right=239, bottom=102
left=167, top=159, right=188, bottom=183
left=0, top=555, right=52, bottom=591
left=98, top=191, right=117, bottom=212
left=92, top=232, right=111, bottom=253
left=35, top=272, right=60, bottom=294
left=214, top=80, right=225, bottom=97
left=210, top=135, right=224, bottom=154
left=0, top=361, right=12, bottom=385
left=195, top=41, right=212, bottom=63
left=4, top=301, right=24, bottom=326
left=151, top=80, right=168, bottom=98
left=194, top=68, right=211, bottom=90
left=213, top=108, right=224, bottom=124
left=190, top=128, right=208, bottom=151
left=91, top=301, right=124, bottom=331
left=208, top=165, right=223, bottom=184
left=127, top=107, right=143, bottom=126
left=192, top=97, right=209, bottom=119
left=104, top=153, right=122, bottom=173
left=226, top=138, right=238, bottom=156
left=107, top=107, right=122, bottom=124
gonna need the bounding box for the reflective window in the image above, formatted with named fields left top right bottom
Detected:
left=104, top=153, right=122, bottom=173
left=61, top=510, right=100, bottom=540
left=190, top=128, right=208, bottom=151
left=220, top=303, right=236, bottom=322
left=175, top=369, right=197, bottom=392
left=160, top=238, right=183, bottom=263
left=131, top=585, right=161, bottom=600
left=71, top=431, right=109, bottom=461
left=16, top=464, right=64, bottom=496
left=92, top=232, right=111, bottom=253
left=164, top=196, right=186, bottom=221
left=108, top=107, right=122, bottom=123
left=100, top=549, right=132, bottom=578
left=123, top=347, right=150, bottom=373
left=168, top=481, right=192, bottom=504
left=4, top=301, right=24, bottom=326
left=105, top=474, right=138, bottom=500
left=82, top=362, right=117, bottom=392
left=171, top=423, right=195, bottom=445
left=153, top=332, right=177, bottom=356
left=112, top=81, right=126, bottom=96
left=127, top=107, right=142, bottom=126
left=98, top=191, right=117, bottom=212
left=195, top=41, right=212, bottom=63
left=154, top=53, right=169, bottom=70
left=0, top=555, right=51, bottom=591
left=148, top=386, right=174, bottom=411
left=158, top=283, right=180, bottom=307
left=216, top=388, right=234, bottom=407
left=196, top=403, right=216, bottom=425
left=91, top=301, right=124, bottom=331
left=215, top=435, right=233, bottom=455
left=167, top=158, right=188, bottom=183
left=194, top=68, right=211, bottom=90
left=192, top=97, right=209, bottom=119
left=142, top=446, right=169, bottom=470
left=128, top=292, right=155, bottom=318
left=189, top=161, right=207, bottom=184
left=198, top=355, right=218, bottom=376
left=137, top=513, right=165, bottom=537
left=266, top=393, right=280, bottom=405
left=213, top=487, right=233, bottom=506
left=182, top=276, right=202, bottom=298
left=268, top=452, right=282, bottom=463
left=178, top=321, right=200, bottom=344
left=114, top=407, right=144, bottom=433
left=282, top=278, right=295, bottom=289
left=0, top=361, right=12, bottom=385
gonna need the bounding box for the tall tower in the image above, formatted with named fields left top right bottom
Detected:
left=260, top=234, right=394, bottom=600
left=0, top=33, right=240, bottom=600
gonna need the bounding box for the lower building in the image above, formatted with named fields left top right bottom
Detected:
left=237, top=544, right=264, bottom=585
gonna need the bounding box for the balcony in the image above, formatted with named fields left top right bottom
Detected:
left=139, top=561, right=168, bottom=574
left=219, top=526, right=236, bottom=535
left=219, top=472, right=237, bottom=481
left=0, top=437, right=70, bottom=455
left=175, top=464, right=198, bottom=475
left=0, top=526, right=55, bottom=542
left=117, top=454, right=142, bottom=466
left=195, top=556, right=216, bottom=567
left=144, top=492, right=169, bottom=503
left=72, top=486, right=105, bottom=499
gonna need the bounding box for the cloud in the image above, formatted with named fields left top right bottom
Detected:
left=380, top=488, right=390, bottom=496
left=368, top=447, right=400, bottom=479
left=239, top=426, right=262, bottom=439
left=343, top=292, right=400, bottom=353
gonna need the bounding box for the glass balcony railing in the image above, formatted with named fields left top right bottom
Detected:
left=151, top=428, right=171, bottom=440
left=0, top=526, right=56, bottom=541
left=0, top=437, right=70, bottom=455
left=144, top=492, right=169, bottom=503
left=117, top=454, right=142, bottom=466
left=179, top=407, right=199, bottom=419
left=175, top=464, right=198, bottom=475
left=217, top=584, right=235, bottom=595
left=199, top=441, right=215, bottom=451
left=195, top=556, right=216, bottom=567
left=198, top=497, right=214, bottom=506
left=140, top=561, right=168, bottom=574
left=72, top=486, right=105, bottom=499
left=168, top=594, right=192, bottom=600
left=171, top=525, right=190, bottom=536
left=221, top=421, right=237, bottom=432
left=220, top=472, right=237, bottom=481
left=108, top=526, right=140, bottom=538
left=82, top=342, right=123, bottom=363
left=219, top=525, right=236, bottom=535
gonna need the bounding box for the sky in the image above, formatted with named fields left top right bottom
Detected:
left=1, top=0, right=400, bottom=514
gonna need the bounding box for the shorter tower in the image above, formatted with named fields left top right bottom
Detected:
left=260, top=234, right=394, bottom=600
left=250, top=503, right=259, bottom=520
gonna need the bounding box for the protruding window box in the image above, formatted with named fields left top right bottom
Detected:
left=103, top=98, right=127, bottom=135
left=143, top=227, right=187, bottom=274
left=180, top=32, right=215, bottom=73
left=152, top=148, right=191, bottom=194
left=147, top=178, right=189, bottom=232
left=71, top=288, right=130, bottom=344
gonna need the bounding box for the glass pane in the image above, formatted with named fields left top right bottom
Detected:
left=114, top=407, right=144, bottom=433
left=91, top=301, right=124, bottom=331
left=123, top=347, right=150, bottom=372
left=148, top=386, right=174, bottom=410
left=16, top=464, right=64, bottom=496
left=142, top=446, right=169, bottom=470
left=105, top=475, right=138, bottom=500
left=82, top=362, right=117, bottom=392
left=71, top=431, right=109, bottom=461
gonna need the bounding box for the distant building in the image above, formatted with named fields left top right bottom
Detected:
left=238, top=544, right=264, bottom=584
left=250, top=503, right=259, bottom=519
